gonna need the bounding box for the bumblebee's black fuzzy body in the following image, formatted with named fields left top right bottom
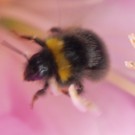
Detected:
left=60, top=28, right=109, bottom=81
left=23, top=27, right=109, bottom=102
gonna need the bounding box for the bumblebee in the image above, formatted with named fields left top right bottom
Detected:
left=20, top=27, right=109, bottom=111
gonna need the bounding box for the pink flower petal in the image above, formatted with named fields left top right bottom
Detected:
left=0, top=0, right=135, bottom=135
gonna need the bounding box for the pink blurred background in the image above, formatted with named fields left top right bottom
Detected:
left=0, top=0, right=135, bottom=135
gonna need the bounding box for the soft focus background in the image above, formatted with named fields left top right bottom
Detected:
left=0, top=0, right=135, bottom=135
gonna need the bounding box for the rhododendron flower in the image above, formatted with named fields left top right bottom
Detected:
left=0, top=0, right=135, bottom=135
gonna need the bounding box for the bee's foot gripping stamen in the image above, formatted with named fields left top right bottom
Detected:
left=68, top=84, right=101, bottom=115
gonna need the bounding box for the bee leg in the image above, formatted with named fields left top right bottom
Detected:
left=60, top=82, right=83, bottom=96
left=31, top=82, right=49, bottom=108
left=20, top=35, right=45, bottom=47
left=75, top=81, right=84, bottom=95
left=50, top=27, right=62, bottom=33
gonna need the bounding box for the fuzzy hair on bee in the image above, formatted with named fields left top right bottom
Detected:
left=2, top=27, right=109, bottom=112
left=21, top=27, right=109, bottom=112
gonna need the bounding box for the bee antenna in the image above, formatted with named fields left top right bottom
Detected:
left=1, top=40, right=29, bottom=60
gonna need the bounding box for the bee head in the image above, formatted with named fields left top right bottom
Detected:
left=24, top=49, right=55, bottom=81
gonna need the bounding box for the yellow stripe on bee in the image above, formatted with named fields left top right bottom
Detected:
left=46, top=38, right=71, bottom=82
